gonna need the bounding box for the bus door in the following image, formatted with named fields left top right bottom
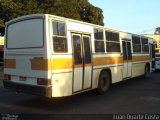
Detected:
left=72, top=33, right=92, bottom=93
left=122, top=40, right=132, bottom=79
left=150, top=43, right=155, bottom=70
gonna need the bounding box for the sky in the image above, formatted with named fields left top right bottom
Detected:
left=89, top=0, right=160, bottom=34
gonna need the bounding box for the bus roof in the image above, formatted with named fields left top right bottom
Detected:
left=6, top=14, right=151, bottom=38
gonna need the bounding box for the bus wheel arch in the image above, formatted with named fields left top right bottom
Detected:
left=144, top=63, right=150, bottom=78
left=97, top=68, right=112, bottom=94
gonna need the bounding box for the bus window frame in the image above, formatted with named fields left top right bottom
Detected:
left=51, top=20, right=68, bottom=53
left=141, top=37, right=149, bottom=53
left=94, top=28, right=105, bottom=53
left=105, top=30, right=121, bottom=53
left=132, top=35, right=142, bottom=53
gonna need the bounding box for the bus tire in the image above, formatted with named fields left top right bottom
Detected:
left=97, top=71, right=110, bottom=94
left=144, top=65, right=150, bottom=78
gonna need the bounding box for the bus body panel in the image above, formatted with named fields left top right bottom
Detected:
left=92, top=54, right=123, bottom=86
left=132, top=54, right=151, bottom=77
left=4, top=14, right=52, bottom=97
left=52, top=72, right=72, bottom=97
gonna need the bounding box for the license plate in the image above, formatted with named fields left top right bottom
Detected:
left=19, top=77, right=27, bottom=81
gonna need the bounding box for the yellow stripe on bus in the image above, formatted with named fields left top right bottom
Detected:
left=132, top=56, right=150, bottom=62
left=123, top=60, right=133, bottom=63
left=51, top=58, right=73, bottom=70
left=4, top=55, right=151, bottom=70
left=31, top=59, right=50, bottom=71
left=4, top=59, right=16, bottom=69
left=31, top=58, right=73, bottom=70
left=93, top=56, right=123, bottom=66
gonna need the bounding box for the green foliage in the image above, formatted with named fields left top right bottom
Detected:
left=0, top=0, right=104, bottom=35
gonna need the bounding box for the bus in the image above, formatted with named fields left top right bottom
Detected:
left=3, top=14, right=154, bottom=98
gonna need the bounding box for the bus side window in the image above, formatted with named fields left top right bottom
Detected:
left=132, top=36, right=141, bottom=53
left=105, top=31, right=120, bottom=52
left=52, top=21, right=68, bottom=53
left=141, top=37, right=149, bottom=53
left=94, top=28, right=105, bottom=52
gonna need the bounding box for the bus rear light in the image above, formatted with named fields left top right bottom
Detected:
left=4, top=74, right=11, bottom=81
left=37, top=78, right=51, bottom=86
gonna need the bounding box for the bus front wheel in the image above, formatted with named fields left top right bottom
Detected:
left=97, top=71, right=111, bottom=94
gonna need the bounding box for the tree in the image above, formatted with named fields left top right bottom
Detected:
left=0, top=0, right=104, bottom=36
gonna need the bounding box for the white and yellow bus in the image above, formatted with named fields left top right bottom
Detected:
left=3, top=14, right=154, bottom=98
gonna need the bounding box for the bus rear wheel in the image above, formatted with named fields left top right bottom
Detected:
left=97, top=71, right=110, bottom=94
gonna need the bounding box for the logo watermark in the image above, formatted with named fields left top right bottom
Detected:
left=113, top=114, right=160, bottom=120
left=1, top=114, right=18, bottom=120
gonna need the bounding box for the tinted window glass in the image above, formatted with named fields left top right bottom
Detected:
left=58, top=22, right=66, bottom=36
left=132, top=36, right=140, bottom=44
left=53, top=37, right=68, bottom=52
left=132, top=35, right=141, bottom=52
left=73, top=35, right=82, bottom=65
left=95, top=41, right=105, bottom=52
left=133, top=45, right=141, bottom=52
left=94, top=29, right=103, bottom=40
left=94, top=28, right=104, bottom=53
left=106, top=31, right=120, bottom=52
left=98, top=30, right=103, bottom=40
left=106, top=42, right=120, bottom=52
left=141, top=37, right=149, bottom=53
left=83, top=36, right=91, bottom=64
left=127, top=42, right=132, bottom=60
left=122, top=41, right=127, bottom=60
left=142, top=45, right=149, bottom=53
left=53, top=21, right=66, bottom=36
left=53, top=22, right=58, bottom=35
left=141, top=38, right=148, bottom=44
left=151, top=44, right=155, bottom=58
left=52, top=21, right=67, bottom=53
left=106, top=31, right=112, bottom=41
left=106, top=31, right=119, bottom=42
left=94, top=29, right=98, bottom=40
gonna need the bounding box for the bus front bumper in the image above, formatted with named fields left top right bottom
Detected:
left=3, top=81, right=52, bottom=98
